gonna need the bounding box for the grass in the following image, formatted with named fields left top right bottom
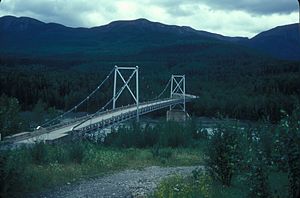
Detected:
left=2, top=114, right=295, bottom=198
left=269, top=171, right=289, bottom=197
left=150, top=169, right=212, bottom=198
left=0, top=142, right=205, bottom=197
left=151, top=171, right=289, bottom=198
left=158, top=148, right=205, bottom=166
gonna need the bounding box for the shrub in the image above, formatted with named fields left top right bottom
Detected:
left=152, top=172, right=212, bottom=198
left=30, top=142, right=49, bottom=164
left=278, top=108, right=300, bottom=198
left=247, top=148, right=272, bottom=198
left=158, top=121, right=193, bottom=148
left=104, top=120, right=196, bottom=148
left=0, top=150, right=31, bottom=197
left=151, top=146, right=173, bottom=164
left=205, top=120, right=242, bottom=186
left=83, top=147, right=125, bottom=171
left=104, top=123, right=159, bottom=148
left=49, top=144, right=70, bottom=164
left=68, top=142, right=86, bottom=164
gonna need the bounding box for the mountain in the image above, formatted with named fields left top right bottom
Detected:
left=0, top=15, right=299, bottom=62
left=96, top=18, right=247, bottom=42
left=246, top=24, right=300, bottom=60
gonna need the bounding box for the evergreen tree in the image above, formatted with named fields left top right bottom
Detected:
left=32, top=99, right=47, bottom=126
left=281, top=108, right=300, bottom=198
left=247, top=140, right=272, bottom=198
left=0, top=94, right=23, bottom=137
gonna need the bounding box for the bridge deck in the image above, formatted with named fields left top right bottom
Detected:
left=14, top=96, right=195, bottom=144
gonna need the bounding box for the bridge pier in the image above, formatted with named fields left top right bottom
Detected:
left=166, top=110, right=188, bottom=122
left=167, top=74, right=188, bottom=122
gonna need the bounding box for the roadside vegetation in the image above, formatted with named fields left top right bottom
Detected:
left=152, top=107, right=300, bottom=198
left=0, top=120, right=204, bottom=198
left=0, top=59, right=299, bottom=197
left=1, top=108, right=300, bottom=198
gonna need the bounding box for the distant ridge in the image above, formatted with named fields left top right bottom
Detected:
left=0, top=15, right=299, bottom=60
left=247, top=23, right=300, bottom=60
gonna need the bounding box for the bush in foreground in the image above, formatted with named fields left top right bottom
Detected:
left=104, top=120, right=198, bottom=148
left=152, top=170, right=212, bottom=198
left=205, top=120, right=243, bottom=186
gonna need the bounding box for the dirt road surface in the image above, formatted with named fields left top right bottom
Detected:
left=32, top=166, right=203, bottom=198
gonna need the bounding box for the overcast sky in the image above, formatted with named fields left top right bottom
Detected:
left=0, top=0, right=299, bottom=38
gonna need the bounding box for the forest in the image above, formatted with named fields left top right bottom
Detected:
left=0, top=46, right=300, bottom=198
left=0, top=53, right=299, bottom=137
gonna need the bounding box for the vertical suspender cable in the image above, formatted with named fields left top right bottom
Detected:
left=40, top=68, right=114, bottom=127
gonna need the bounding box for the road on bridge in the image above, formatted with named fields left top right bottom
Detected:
left=16, top=96, right=195, bottom=145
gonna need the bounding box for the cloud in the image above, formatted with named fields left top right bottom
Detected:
left=0, top=0, right=109, bottom=27
left=206, top=0, right=298, bottom=15
left=156, top=0, right=299, bottom=15
left=155, top=3, right=298, bottom=37
left=0, top=0, right=299, bottom=37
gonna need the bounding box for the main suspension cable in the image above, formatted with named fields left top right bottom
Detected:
left=152, top=78, right=171, bottom=100
left=72, top=69, right=137, bottom=130
left=40, top=67, right=115, bottom=127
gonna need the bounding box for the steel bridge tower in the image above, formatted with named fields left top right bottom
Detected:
left=113, top=66, right=139, bottom=121
left=167, top=75, right=188, bottom=121
left=170, top=75, right=186, bottom=111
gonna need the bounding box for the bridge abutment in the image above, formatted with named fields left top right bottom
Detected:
left=166, top=110, right=188, bottom=122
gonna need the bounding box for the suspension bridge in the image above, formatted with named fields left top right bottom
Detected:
left=1, top=66, right=197, bottom=146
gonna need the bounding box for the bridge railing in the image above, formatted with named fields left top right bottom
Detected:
left=1, top=96, right=195, bottom=145
left=45, top=97, right=175, bottom=131
left=78, top=97, right=192, bottom=133
left=41, top=95, right=194, bottom=133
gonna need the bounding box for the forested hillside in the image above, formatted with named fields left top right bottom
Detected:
left=0, top=16, right=300, bottom=137
left=0, top=14, right=300, bottom=198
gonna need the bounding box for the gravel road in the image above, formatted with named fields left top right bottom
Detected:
left=32, top=166, right=203, bottom=198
